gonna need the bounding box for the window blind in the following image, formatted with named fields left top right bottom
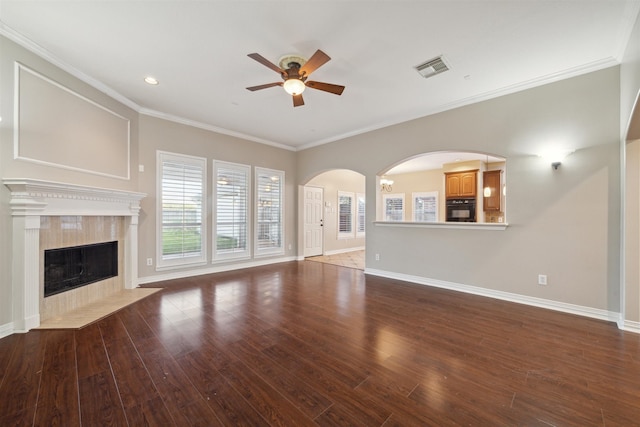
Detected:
left=413, top=192, right=438, bottom=222
left=356, top=193, right=366, bottom=235
left=214, top=161, right=250, bottom=259
left=159, top=152, right=206, bottom=265
left=383, top=194, right=405, bottom=222
left=338, top=193, right=353, bottom=234
left=256, top=168, right=284, bottom=255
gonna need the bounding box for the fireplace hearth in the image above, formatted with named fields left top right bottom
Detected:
left=44, top=241, right=118, bottom=297
left=3, top=178, right=146, bottom=333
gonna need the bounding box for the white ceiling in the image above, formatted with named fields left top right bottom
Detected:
left=386, top=152, right=504, bottom=174
left=1, top=1, right=638, bottom=151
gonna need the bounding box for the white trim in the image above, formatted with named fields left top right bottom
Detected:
left=156, top=151, right=208, bottom=269
left=356, top=193, right=366, bottom=238
left=2, top=178, right=145, bottom=333
left=213, top=160, right=252, bottom=261
left=138, top=256, right=297, bottom=285
left=412, top=191, right=439, bottom=222
left=296, top=58, right=621, bottom=151
left=0, top=322, right=15, bottom=339
left=140, top=109, right=295, bottom=152
left=254, top=167, right=285, bottom=257
left=324, top=247, right=365, bottom=256
left=364, top=268, right=620, bottom=324
left=0, top=22, right=141, bottom=112
left=14, top=63, right=131, bottom=180
left=0, top=22, right=624, bottom=153
left=375, top=221, right=508, bottom=230
left=382, top=193, right=405, bottom=222
left=337, top=191, right=355, bottom=239
left=621, top=319, right=640, bottom=334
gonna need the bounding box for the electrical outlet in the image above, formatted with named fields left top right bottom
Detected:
left=146, top=258, right=153, bottom=266
left=538, top=274, right=547, bottom=285
left=375, top=253, right=380, bottom=261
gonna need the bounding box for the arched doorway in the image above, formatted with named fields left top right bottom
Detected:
left=300, top=169, right=365, bottom=270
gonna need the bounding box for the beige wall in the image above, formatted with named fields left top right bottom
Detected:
left=625, top=140, right=640, bottom=323
left=0, top=35, right=139, bottom=329
left=2, top=12, right=639, bottom=332
left=622, top=13, right=640, bottom=325
left=298, top=67, right=621, bottom=313
left=306, top=169, right=365, bottom=254
left=383, top=169, right=445, bottom=222
left=136, top=115, right=297, bottom=280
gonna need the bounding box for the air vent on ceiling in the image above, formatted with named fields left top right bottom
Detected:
left=415, top=55, right=449, bottom=79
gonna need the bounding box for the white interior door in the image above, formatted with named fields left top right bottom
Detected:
left=303, top=186, right=323, bottom=257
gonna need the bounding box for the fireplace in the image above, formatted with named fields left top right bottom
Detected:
left=44, top=241, right=118, bottom=297
left=3, top=178, right=145, bottom=332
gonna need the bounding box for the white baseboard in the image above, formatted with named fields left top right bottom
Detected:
left=323, top=246, right=365, bottom=256
left=365, top=268, right=620, bottom=325
left=621, top=319, right=640, bottom=333
left=138, top=256, right=297, bottom=285
left=0, top=322, right=15, bottom=339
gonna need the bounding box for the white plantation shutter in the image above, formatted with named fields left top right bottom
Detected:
left=157, top=151, right=206, bottom=268
left=383, top=193, right=405, bottom=222
left=214, top=161, right=250, bottom=260
left=255, top=167, right=284, bottom=255
left=338, top=192, right=354, bottom=238
left=413, top=192, right=438, bottom=222
left=356, top=193, right=365, bottom=237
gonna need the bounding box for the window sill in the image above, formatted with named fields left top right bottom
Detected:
left=374, top=221, right=508, bottom=230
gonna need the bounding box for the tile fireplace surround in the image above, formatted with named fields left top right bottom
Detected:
left=3, top=178, right=145, bottom=333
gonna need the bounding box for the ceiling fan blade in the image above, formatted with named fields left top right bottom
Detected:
left=246, top=82, right=283, bottom=91
left=293, top=94, right=304, bottom=107
left=306, top=81, right=345, bottom=95
left=300, top=49, right=331, bottom=76
left=247, top=53, right=284, bottom=74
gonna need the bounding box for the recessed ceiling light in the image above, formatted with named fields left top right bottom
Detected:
left=144, top=76, right=159, bottom=85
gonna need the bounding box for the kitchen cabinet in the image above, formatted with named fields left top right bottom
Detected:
left=483, top=170, right=501, bottom=211
left=445, top=170, right=477, bottom=198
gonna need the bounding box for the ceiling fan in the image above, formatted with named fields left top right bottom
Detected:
left=246, top=49, right=345, bottom=107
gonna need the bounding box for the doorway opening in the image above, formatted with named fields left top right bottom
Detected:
left=302, top=169, right=365, bottom=270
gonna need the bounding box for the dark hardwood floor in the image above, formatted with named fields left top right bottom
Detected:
left=1, top=261, right=639, bottom=426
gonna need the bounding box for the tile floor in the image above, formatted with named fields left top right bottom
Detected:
left=36, top=288, right=162, bottom=329
left=305, top=250, right=365, bottom=270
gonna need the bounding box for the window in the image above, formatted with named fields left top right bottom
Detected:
left=356, top=193, right=366, bottom=237
left=213, top=161, right=250, bottom=260
left=157, top=151, right=206, bottom=268
left=413, top=191, right=438, bottom=222
left=338, top=191, right=365, bottom=239
left=383, top=193, right=405, bottom=221
left=255, top=167, right=284, bottom=256
left=338, top=191, right=354, bottom=238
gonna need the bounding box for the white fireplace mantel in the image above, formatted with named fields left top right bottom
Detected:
left=3, top=178, right=146, bottom=333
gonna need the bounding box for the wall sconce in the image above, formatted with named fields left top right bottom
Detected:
left=540, top=149, right=574, bottom=171
left=380, top=176, right=394, bottom=192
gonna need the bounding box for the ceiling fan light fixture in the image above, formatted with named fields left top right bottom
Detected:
left=283, top=78, right=306, bottom=95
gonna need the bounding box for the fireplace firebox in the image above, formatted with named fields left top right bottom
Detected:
left=44, top=241, right=118, bottom=297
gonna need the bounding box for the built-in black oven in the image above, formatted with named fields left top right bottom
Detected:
left=446, top=198, right=476, bottom=222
